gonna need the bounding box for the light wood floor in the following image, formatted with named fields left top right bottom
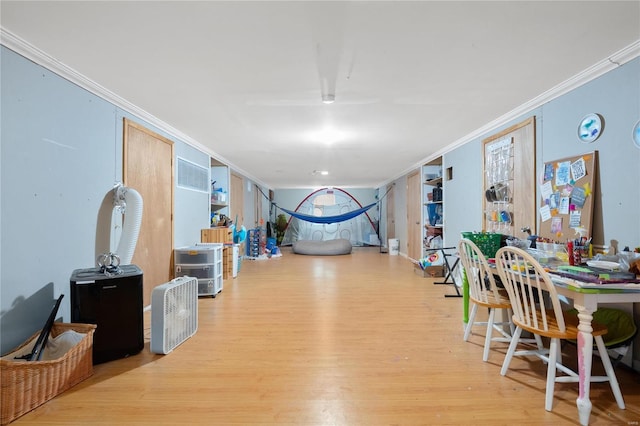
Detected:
left=14, top=247, right=640, bottom=425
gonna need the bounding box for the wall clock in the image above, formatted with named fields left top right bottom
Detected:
left=577, top=113, right=603, bottom=143
left=633, top=119, right=640, bottom=149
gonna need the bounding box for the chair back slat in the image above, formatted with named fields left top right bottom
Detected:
left=495, top=246, right=566, bottom=333
left=458, top=238, right=503, bottom=304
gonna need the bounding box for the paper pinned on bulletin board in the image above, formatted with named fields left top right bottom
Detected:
left=538, top=151, right=598, bottom=241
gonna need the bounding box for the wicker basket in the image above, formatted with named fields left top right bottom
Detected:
left=0, top=322, right=96, bottom=425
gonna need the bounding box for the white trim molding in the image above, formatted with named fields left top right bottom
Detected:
left=383, top=40, right=640, bottom=188
left=2, top=27, right=638, bottom=191
left=0, top=27, right=271, bottom=190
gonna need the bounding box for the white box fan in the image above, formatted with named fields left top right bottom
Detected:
left=151, top=276, right=198, bottom=354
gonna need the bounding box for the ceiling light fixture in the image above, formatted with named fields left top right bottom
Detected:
left=310, top=127, right=343, bottom=145
left=312, top=170, right=329, bottom=176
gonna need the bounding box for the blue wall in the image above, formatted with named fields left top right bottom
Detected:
left=442, top=58, right=640, bottom=250
left=0, top=46, right=211, bottom=353
left=540, top=59, right=640, bottom=248
left=2, top=43, right=639, bottom=360
left=439, top=57, right=640, bottom=369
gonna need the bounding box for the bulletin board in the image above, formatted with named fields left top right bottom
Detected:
left=538, top=151, right=598, bottom=242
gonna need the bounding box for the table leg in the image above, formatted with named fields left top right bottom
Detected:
left=574, top=303, right=595, bottom=426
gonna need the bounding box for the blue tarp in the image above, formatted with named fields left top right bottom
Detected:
left=279, top=202, right=377, bottom=224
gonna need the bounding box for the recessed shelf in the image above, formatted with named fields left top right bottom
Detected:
left=424, top=177, right=442, bottom=185
left=423, top=158, right=444, bottom=253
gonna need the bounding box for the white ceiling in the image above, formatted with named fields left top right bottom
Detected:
left=2, top=1, right=639, bottom=188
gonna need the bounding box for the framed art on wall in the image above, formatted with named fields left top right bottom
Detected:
left=577, top=113, right=603, bottom=143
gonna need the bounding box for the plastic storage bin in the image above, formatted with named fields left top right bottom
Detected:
left=174, top=245, right=221, bottom=264
left=175, top=245, right=223, bottom=297
left=175, top=264, right=216, bottom=279
left=197, top=278, right=222, bottom=296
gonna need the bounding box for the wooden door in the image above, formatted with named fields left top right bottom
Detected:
left=230, top=172, right=244, bottom=228
left=482, top=117, right=536, bottom=236
left=123, top=118, right=174, bottom=306
left=254, top=183, right=263, bottom=228
left=407, top=170, right=421, bottom=261
left=386, top=184, right=395, bottom=241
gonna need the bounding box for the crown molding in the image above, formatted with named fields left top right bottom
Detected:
left=379, top=39, right=640, bottom=189
left=3, top=27, right=637, bottom=191
left=0, top=27, right=271, bottom=190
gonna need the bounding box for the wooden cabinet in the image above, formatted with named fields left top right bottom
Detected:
left=201, top=227, right=233, bottom=244
left=200, top=228, right=237, bottom=280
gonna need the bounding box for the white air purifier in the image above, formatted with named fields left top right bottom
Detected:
left=151, top=276, right=198, bottom=354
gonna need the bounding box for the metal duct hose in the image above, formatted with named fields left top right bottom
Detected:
left=95, top=184, right=143, bottom=266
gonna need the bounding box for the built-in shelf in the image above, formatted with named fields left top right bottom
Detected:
left=424, top=177, right=442, bottom=185
left=210, top=160, right=229, bottom=220
left=423, top=158, right=444, bottom=254
left=211, top=203, right=227, bottom=211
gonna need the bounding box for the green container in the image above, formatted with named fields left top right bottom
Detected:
left=461, top=231, right=502, bottom=258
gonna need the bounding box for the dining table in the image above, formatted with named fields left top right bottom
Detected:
left=548, top=273, right=640, bottom=425
left=473, top=256, right=640, bottom=425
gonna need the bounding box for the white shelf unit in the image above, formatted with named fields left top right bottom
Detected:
left=422, top=159, right=444, bottom=256
left=174, top=244, right=223, bottom=297
left=210, top=161, right=229, bottom=225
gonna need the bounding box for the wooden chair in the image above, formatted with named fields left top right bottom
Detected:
left=495, top=246, right=625, bottom=411
left=458, top=238, right=536, bottom=361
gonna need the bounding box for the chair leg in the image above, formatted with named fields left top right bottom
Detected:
left=534, top=334, right=544, bottom=351
left=483, top=308, right=496, bottom=362
left=595, top=335, right=625, bottom=409
left=500, top=326, right=522, bottom=376
left=545, top=338, right=559, bottom=411
left=507, top=308, right=515, bottom=336
left=463, top=304, right=478, bottom=341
